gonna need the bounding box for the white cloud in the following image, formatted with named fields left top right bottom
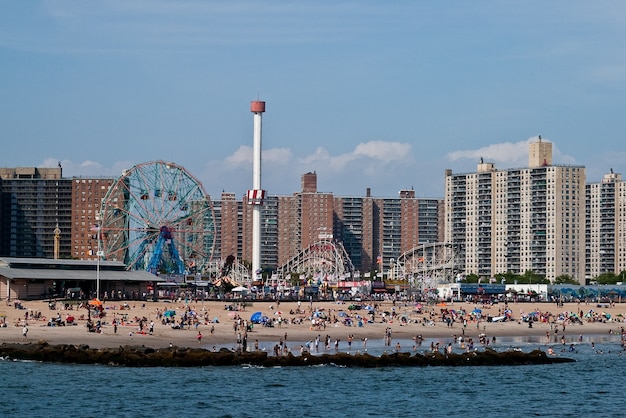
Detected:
left=299, top=147, right=330, bottom=165
left=224, top=146, right=252, bottom=167
left=198, top=140, right=417, bottom=196
left=42, top=158, right=133, bottom=178
left=44, top=136, right=581, bottom=202
left=446, top=138, right=532, bottom=166
left=299, top=141, right=412, bottom=171
left=353, top=140, right=412, bottom=163
left=264, top=148, right=293, bottom=164
left=224, top=146, right=292, bottom=167
left=446, top=136, right=576, bottom=168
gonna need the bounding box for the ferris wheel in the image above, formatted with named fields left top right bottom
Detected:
left=99, top=160, right=216, bottom=275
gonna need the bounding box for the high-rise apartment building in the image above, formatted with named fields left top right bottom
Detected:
left=586, top=169, right=626, bottom=279
left=445, top=139, right=586, bottom=282
left=70, top=177, right=115, bottom=260
left=215, top=191, right=243, bottom=263
left=272, top=172, right=335, bottom=266
left=0, top=166, right=72, bottom=258
left=333, top=195, right=375, bottom=272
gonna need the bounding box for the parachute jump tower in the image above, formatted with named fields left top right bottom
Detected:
left=248, top=100, right=266, bottom=282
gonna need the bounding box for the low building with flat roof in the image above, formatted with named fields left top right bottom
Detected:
left=0, top=257, right=163, bottom=301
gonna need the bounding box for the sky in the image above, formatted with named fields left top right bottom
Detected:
left=2, top=1, right=626, bottom=199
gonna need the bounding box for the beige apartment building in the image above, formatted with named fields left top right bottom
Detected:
left=586, top=170, right=626, bottom=280
left=445, top=139, right=586, bottom=282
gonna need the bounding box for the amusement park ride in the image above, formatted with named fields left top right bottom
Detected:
left=93, top=104, right=461, bottom=291
left=98, top=160, right=216, bottom=276
left=95, top=159, right=461, bottom=289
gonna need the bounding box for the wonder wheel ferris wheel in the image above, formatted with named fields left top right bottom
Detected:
left=99, top=160, right=216, bottom=275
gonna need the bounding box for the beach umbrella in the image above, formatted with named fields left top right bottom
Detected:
left=164, top=310, right=176, bottom=317
left=274, top=311, right=283, bottom=316
left=250, top=311, right=264, bottom=323
left=472, top=308, right=482, bottom=314
left=88, top=298, right=103, bottom=306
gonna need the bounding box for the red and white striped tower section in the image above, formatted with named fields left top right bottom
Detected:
left=248, top=100, right=266, bottom=282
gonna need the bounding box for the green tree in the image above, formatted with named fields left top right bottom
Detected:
left=596, top=272, right=618, bottom=285
left=519, top=270, right=549, bottom=284
left=463, top=274, right=480, bottom=283
left=553, top=274, right=578, bottom=285
left=494, top=272, right=522, bottom=284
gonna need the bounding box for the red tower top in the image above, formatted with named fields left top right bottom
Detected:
left=250, top=101, right=265, bottom=113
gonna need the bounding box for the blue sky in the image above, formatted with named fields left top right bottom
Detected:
left=2, top=1, right=625, bottom=199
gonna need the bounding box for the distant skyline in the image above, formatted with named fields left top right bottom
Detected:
left=2, top=1, right=626, bottom=198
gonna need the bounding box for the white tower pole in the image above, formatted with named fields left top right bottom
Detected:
left=249, top=101, right=266, bottom=283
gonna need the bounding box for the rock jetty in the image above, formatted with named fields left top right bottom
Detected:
left=0, top=342, right=574, bottom=367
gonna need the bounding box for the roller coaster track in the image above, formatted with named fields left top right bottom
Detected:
left=276, top=240, right=354, bottom=280
left=391, top=242, right=461, bottom=288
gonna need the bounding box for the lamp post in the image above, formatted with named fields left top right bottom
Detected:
left=95, top=212, right=102, bottom=300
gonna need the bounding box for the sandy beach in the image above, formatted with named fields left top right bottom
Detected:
left=1, top=298, right=624, bottom=351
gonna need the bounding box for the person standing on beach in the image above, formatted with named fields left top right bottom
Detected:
left=197, top=331, right=202, bottom=343
left=22, top=325, right=28, bottom=340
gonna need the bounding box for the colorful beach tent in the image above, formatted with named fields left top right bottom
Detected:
left=250, top=311, right=268, bottom=324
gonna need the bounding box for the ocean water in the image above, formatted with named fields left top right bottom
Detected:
left=2, top=335, right=625, bottom=418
